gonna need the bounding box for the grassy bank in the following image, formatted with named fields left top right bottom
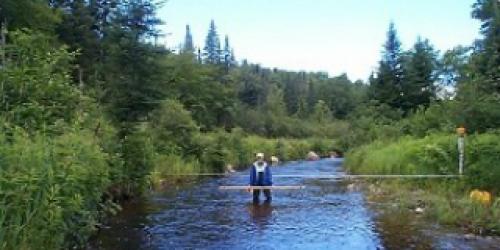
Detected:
left=345, top=132, right=500, bottom=235
left=345, top=133, right=500, bottom=192
left=363, top=180, right=500, bottom=235
left=149, top=131, right=338, bottom=188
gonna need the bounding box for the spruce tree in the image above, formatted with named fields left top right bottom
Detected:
left=203, top=20, right=221, bottom=64
left=369, top=22, right=404, bottom=109
left=183, top=24, right=194, bottom=52
left=453, top=0, right=500, bottom=132
left=55, top=0, right=101, bottom=86
left=401, top=37, right=438, bottom=111
left=223, top=35, right=233, bottom=69
left=471, top=0, right=500, bottom=93
left=102, top=0, right=166, bottom=127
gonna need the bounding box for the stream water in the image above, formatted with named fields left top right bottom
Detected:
left=92, top=159, right=500, bottom=250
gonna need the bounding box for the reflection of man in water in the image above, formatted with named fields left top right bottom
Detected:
left=248, top=153, right=272, bottom=203
left=247, top=202, right=273, bottom=229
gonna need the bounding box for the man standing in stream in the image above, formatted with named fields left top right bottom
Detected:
left=248, top=153, right=273, bottom=203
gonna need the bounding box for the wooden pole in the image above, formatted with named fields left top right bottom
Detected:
left=458, top=136, right=465, bottom=175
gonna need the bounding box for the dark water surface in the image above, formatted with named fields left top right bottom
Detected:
left=92, top=159, right=500, bottom=250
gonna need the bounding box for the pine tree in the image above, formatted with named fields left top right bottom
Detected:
left=203, top=20, right=221, bottom=64
left=401, top=37, right=438, bottom=111
left=182, top=24, right=194, bottom=53
left=369, top=22, right=404, bottom=109
left=54, top=0, right=101, bottom=86
left=101, top=0, right=166, bottom=127
left=453, top=0, right=500, bottom=132
left=471, top=0, right=500, bottom=93
left=222, top=35, right=234, bottom=69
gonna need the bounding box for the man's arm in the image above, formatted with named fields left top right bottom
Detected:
left=249, top=166, right=255, bottom=185
left=247, top=166, right=255, bottom=192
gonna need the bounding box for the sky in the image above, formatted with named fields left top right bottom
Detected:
left=157, top=0, right=481, bottom=81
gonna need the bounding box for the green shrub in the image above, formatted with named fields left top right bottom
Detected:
left=0, top=30, right=81, bottom=132
left=466, top=132, right=500, bottom=193
left=120, top=129, right=155, bottom=195
left=148, top=99, right=200, bottom=155
left=398, top=102, right=457, bottom=137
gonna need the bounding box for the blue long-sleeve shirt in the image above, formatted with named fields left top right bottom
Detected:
left=249, top=162, right=272, bottom=186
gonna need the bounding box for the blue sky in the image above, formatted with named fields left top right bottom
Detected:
left=158, top=0, right=480, bottom=81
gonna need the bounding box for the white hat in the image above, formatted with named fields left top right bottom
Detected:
left=256, top=152, right=264, bottom=159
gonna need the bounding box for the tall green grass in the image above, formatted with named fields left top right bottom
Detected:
left=0, top=129, right=116, bottom=249
left=345, top=133, right=500, bottom=193
left=345, top=134, right=457, bottom=175
left=149, top=154, right=205, bottom=188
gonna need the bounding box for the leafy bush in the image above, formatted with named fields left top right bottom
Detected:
left=398, top=101, right=457, bottom=137
left=120, top=129, right=155, bottom=196
left=466, top=132, right=500, bottom=193
left=0, top=30, right=81, bottom=131
left=148, top=99, right=199, bottom=155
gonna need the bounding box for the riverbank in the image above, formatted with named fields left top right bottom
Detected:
left=346, top=179, right=500, bottom=249
left=345, top=132, right=500, bottom=236
left=357, top=179, right=500, bottom=236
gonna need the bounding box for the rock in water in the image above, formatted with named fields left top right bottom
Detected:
left=307, top=151, right=320, bottom=161
left=415, top=207, right=424, bottom=214
left=271, top=156, right=279, bottom=165
left=225, top=164, right=235, bottom=173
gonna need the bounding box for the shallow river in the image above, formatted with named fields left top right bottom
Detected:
left=92, top=159, right=500, bottom=250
